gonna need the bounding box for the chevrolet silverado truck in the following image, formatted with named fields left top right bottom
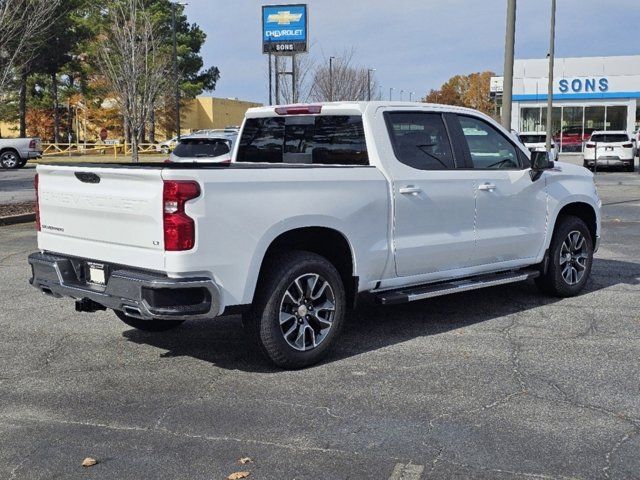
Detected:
left=0, top=137, right=43, bottom=169
left=28, top=102, right=601, bottom=368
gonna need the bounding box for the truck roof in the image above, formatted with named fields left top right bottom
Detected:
left=245, top=101, right=494, bottom=118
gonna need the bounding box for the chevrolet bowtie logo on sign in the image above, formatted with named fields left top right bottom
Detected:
left=262, top=4, right=308, bottom=53
left=267, top=11, right=303, bottom=25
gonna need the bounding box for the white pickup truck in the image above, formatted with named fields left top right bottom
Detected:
left=29, top=102, right=601, bottom=368
left=0, top=137, right=43, bottom=169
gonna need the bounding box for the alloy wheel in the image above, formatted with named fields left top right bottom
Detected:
left=278, top=273, right=336, bottom=351
left=559, top=230, right=589, bottom=285
left=1, top=152, right=18, bottom=168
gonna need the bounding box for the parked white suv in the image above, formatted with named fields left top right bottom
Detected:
left=519, top=132, right=559, bottom=161
left=168, top=132, right=236, bottom=164
left=583, top=131, right=635, bottom=172
left=29, top=102, right=601, bottom=368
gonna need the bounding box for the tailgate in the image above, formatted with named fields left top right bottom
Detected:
left=37, top=164, right=166, bottom=270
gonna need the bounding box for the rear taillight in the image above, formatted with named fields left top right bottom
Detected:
left=622, top=143, right=633, bottom=148
left=163, top=180, right=200, bottom=251
left=34, top=173, right=40, bottom=231
left=29, top=139, right=36, bottom=149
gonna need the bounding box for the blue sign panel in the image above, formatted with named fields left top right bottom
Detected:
left=262, top=4, right=308, bottom=53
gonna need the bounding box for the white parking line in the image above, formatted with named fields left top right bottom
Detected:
left=389, top=462, right=424, bottom=480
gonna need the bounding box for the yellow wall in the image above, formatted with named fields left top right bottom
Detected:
left=179, top=96, right=262, bottom=135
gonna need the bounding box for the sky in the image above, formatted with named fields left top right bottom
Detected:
left=183, top=0, right=640, bottom=104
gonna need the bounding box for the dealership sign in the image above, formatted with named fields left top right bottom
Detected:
left=558, top=77, right=609, bottom=93
left=262, top=4, right=308, bottom=53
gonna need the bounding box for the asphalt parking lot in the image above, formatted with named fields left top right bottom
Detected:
left=0, top=167, right=639, bottom=479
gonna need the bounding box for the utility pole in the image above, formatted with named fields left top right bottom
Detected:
left=171, top=2, right=186, bottom=139
left=501, top=0, right=516, bottom=130
left=329, top=56, right=336, bottom=101
left=545, top=0, right=557, bottom=152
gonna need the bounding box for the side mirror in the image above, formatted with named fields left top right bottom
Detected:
left=530, top=151, right=554, bottom=181
left=531, top=150, right=554, bottom=170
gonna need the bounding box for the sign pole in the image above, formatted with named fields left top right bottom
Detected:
left=501, top=0, right=516, bottom=129
left=292, top=53, right=297, bottom=103
left=268, top=49, right=273, bottom=105
left=275, top=55, right=280, bottom=105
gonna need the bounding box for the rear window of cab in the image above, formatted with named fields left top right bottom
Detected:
left=236, top=115, right=368, bottom=165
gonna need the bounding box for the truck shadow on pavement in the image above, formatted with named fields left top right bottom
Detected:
left=122, top=258, right=639, bottom=373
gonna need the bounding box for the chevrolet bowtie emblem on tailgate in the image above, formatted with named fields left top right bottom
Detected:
left=267, top=10, right=302, bottom=25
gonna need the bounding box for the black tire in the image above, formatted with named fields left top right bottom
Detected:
left=114, top=310, right=184, bottom=332
left=626, top=161, right=635, bottom=173
left=535, top=215, right=594, bottom=297
left=243, top=250, right=346, bottom=369
left=0, top=150, right=21, bottom=169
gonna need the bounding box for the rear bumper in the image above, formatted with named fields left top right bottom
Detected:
left=28, top=252, right=221, bottom=321
left=25, top=151, right=43, bottom=159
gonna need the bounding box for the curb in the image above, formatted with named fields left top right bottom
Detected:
left=0, top=213, right=36, bottom=226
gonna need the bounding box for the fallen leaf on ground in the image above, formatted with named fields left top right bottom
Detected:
left=227, top=472, right=250, bottom=480
left=238, top=457, right=253, bottom=464
left=81, top=457, right=98, bottom=467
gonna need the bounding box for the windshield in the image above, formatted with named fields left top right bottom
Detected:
left=520, top=134, right=546, bottom=144
left=173, top=138, right=231, bottom=158
left=589, top=134, right=629, bottom=143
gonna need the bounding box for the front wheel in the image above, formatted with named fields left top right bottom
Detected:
left=114, top=310, right=184, bottom=332
left=244, top=251, right=346, bottom=369
left=0, top=150, right=21, bottom=169
left=535, top=215, right=594, bottom=297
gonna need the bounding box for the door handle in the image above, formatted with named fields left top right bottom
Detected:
left=478, top=183, right=496, bottom=191
left=399, top=186, right=422, bottom=196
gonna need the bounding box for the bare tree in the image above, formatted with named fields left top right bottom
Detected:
left=98, top=0, right=168, bottom=161
left=310, top=49, right=378, bottom=102
left=0, top=0, right=60, bottom=95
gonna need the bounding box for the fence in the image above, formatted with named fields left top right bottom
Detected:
left=42, top=142, right=163, bottom=158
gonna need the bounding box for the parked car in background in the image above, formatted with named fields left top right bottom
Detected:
left=0, top=137, right=43, bottom=169
left=583, top=131, right=635, bottom=172
left=29, top=102, right=600, bottom=368
left=168, top=132, right=236, bottom=163
left=554, top=126, right=595, bottom=153
left=155, top=136, right=179, bottom=154
left=519, top=132, right=559, bottom=161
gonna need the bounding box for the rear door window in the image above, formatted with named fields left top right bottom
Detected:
left=384, top=112, right=455, bottom=170
left=236, top=115, right=368, bottom=165
left=173, top=138, right=231, bottom=158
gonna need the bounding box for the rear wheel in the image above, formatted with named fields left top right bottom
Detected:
left=0, top=150, right=21, bottom=169
left=243, top=250, right=346, bottom=369
left=114, top=310, right=184, bottom=332
left=535, top=215, right=593, bottom=297
left=626, top=160, right=635, bottom=173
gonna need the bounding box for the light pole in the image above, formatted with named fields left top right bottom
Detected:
left=329, top=56, right=336, bottom=101
left=545, top=0, right=557, bottom=153
left=171, top=1, right=188, bottom=139
left=409, top=91, right=415, bottom=102
left=389, top=87, right=394, bottom=101
left=378, top=85, right=382, bottom=100
left=501, top=0, right=517, bottom=129
left=367, top=68, right=375, bottom=101
left=400, top=89, right=404, bottom=101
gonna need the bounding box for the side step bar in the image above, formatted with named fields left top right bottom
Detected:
left=374, top=269, right=540, bottom=305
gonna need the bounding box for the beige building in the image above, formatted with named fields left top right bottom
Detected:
left=178, top=96, right=262, bottom=135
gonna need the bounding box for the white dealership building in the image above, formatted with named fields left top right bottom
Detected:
left=492, top=55, right=640, bottom=153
